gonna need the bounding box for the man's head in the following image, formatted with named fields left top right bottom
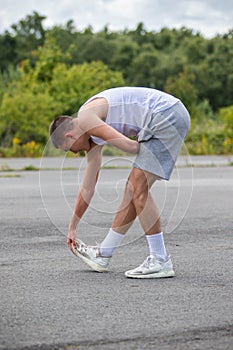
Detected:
left=49, top=115, right=91, bottom=153
left=49, top=115, right=74, bottom=149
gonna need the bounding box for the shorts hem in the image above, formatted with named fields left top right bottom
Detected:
left=132, top=163, right=170, bottom=180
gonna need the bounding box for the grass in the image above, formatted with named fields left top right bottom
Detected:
left=0, top=174, right=21, bottom=178
left=0, top=164, right=13, bottom=172
left=0, top=158, right=232, bottom=173
left=101, top=165, right=131, bottom=170
left=22, top=165, right=39, bottom=171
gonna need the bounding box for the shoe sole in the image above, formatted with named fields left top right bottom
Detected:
left=125, top=270, right=175, bottom=279
left=72, top=248, right=108, bottom=273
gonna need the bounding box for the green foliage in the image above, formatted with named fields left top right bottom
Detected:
left=186, top=114, right=233, bottom=155
left=0, top=138, right=43, bottom=158
left=49, top=61, right=124, bottom=115
left=0, top=87, right=60, bottom=146
left=31, top=33, right=71, bottom=82
left=217, top=105, right=233, bottom=154
left=1, top=13, right=232, bottom=112
left=128, top=44, right=162, bottom=87
left=0, top=37, right=124, bottom=153
left=11, top=11, right=46, bottom=63
left=182, top=35, right=207, bottom=64
left=0, top=12, right=233, bottom=156
left=186, top=121, right=219, bottom=155
left=111, top=37, right=140, bottom=80
left=0, top=32, right=17, bottom=71
left=0, top=65, right=21, bottom=104
left=219, top=105, right=233, bottom=130
left=46, top=20, right=77, bottom=53
left=102, top=145, right=129, bottom=157
left=189, top=99, right=215, bottom=122
left=165, top=68, right=198, bottom=110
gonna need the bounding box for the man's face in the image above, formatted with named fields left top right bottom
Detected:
left=61, top=133, right=91, bottom=153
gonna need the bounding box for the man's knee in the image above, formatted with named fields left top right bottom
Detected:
left=127, top=168, right=150, bottom=203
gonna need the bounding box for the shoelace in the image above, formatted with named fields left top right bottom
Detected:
left=141, top=256, right=155, bottom=268
left=76, top=241, right=88, bottom=253
left=77, top=241, right=99, bottom=255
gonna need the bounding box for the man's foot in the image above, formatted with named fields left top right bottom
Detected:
left=125, top=255, right=175, bottom=279
left=72, top=239, right=111, bottom=272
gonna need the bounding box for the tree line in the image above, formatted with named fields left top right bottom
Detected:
left=0, top=11, right=232, bottom=156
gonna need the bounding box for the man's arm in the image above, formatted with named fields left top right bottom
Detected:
left=67, top=144, right=102, bottom=251
left=78, top=109, right=139, bottom=154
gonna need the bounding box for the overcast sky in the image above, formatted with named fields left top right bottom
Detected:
left=0, top=0, right=232, bottom=38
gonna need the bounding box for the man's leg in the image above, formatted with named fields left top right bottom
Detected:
left=112, top=167, right=160, bottom=234
left=100, top=167, right=162, bottom=257
left=126, top=168, right=168, bottom=262
left=74, top=167, right=173, bottom=275
left=99, top=180, right=137, bottom=257
left=126, top=167, right=161, bottom=234
left=73, top=170, right=138, bottom=270
left=111, top=181, right=137, bottom=234
left=123, top=167, right=174, bottom=278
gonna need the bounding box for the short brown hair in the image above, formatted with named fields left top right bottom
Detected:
left=49, top=116, right=73, bottom=148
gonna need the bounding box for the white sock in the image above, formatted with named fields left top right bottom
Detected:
left=100, top=228, right=124, bottom=257
left=146, top=232, right=168, bottom=261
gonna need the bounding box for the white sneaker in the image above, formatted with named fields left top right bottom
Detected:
left=72, top=239, right=111, bottom=272
left=125, top=255, right=175, bottom=279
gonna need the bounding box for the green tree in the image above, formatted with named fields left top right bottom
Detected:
left=0, top=65, right=21, bottom=104
left=192, top=35, right=233, bottom=110
left=219, top=105, right=233, bottom=153
left=0, top=32, right=17, bottom=71
left=11, top=11, right=46, bottom=62
left=128, top=44, right=162, bottom=87
left=1, top=12, right=233, bottom=157
left=112, top=37, right=140, bottom=81
left=76, top=36, right=117, bottom=66
left=49, top=61, right=124, bottom=115
left=127, top=22, right=147, bottom=46
left=32, top=33, right=71, bottom=82
left=152, top=27, right=177, bottom=51
left=0, top=87, right=60, bottom=146
left=182, top=35, right=207, bottom=64
left=47, top=20, right=77, bottom=53
left=220, top=105, right=233, bottom=130
left=164, top=68, right=198, bottom=110
left=0, top=41, right=124, bottom=148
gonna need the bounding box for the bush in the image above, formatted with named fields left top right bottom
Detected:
left=0, top=52, right=124, bottom=152
left=186, top=119, right=232, bottom=155
left=0, top=138, right=43, bottom=157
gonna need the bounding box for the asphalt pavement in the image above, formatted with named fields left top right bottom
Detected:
left=0, top=156, right=233, bottom=350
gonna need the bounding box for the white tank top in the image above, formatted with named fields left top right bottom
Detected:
left=83, top=87, right=179, bottom=145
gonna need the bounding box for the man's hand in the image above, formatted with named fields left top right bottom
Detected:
left=67, top=228, right=77, bottom=255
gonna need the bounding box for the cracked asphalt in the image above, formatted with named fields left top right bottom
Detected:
left=0, top=157, right=233, bottom=350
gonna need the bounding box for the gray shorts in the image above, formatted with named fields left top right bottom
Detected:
left=134, top=101, right=190, bottom=180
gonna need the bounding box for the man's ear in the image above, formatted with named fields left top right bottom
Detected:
left=65, top=132, right=73, bottom=139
